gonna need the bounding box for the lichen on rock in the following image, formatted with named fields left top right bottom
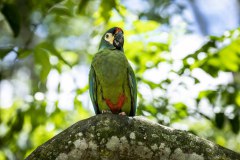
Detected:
left=26, top=114, right=240, bottom=160
left=106, top=136, right=120, bottom=151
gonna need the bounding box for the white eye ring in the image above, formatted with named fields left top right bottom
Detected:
left=104, top=33, right=114, bottom=44
left=105, top=33, right=111, bottom=39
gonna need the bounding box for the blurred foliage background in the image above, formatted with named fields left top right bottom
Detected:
left=0, top=0, right=240, bottom=159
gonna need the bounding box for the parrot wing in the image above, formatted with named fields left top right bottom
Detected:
left=127, top=64, right=137, bottom=116
left=89, top=66, right=100, bottom=114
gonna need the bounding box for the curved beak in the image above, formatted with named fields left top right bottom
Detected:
left=113, top=31, right=124, bottom=48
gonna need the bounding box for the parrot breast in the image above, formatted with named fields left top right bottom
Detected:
left=93, top=49, right=128, bottom=87
left=92, top=49, right=129, bottom=112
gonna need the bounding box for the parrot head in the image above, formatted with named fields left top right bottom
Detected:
left=99, top=27, right=124, bottom=51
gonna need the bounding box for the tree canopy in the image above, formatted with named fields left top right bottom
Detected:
left=0, top=0, right=239, bottom=159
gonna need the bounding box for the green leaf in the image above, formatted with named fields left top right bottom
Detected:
left=17, top=49, right=32, bottom=59
left=78, top=0, right=89, bottom=14
left=37, top=42, right=72, bottom=67
left=59, top=51, right=78, bottom=66
left=193, top=77, right=200, bottom=83
left=174, top=102, right=188, bottom=118
left=145, top=105, right=158, bottom=115
left=0, top=46, right=13, bottom=59
left=100, top=0, right=116, bottom=22
left=34, top=47, right=51, bottom=82
left=208, top=58, right=221, bottom=68
left=11, top=109, right=24, bottom=132
left=216, top=135, right=226, bottom=146
left=236, top=92, right=240, bottom=107
left=174, top=102, right=187, bottom=110
left=198, top=90, right=216, bottom=100
left=219, top=48, right=239, bottom=71
left=1, top=3, right=21, bottom=37
left=48, top=4, right=71, bottom=16
left=133, top=20, right=159, bottom=33
left=229, top=115, right=239, bottom=134
left=215, top=112, right=225, bottom=129
left=48, top=0, right=78, bottom=16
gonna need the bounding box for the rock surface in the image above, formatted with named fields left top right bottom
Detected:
left=26, top=114, right=240, bottom=160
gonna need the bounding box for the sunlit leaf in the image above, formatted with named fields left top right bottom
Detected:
left=0, top=151, right=5, bottom=160
left=219, top=48, right=239, bottom=72
left=60, top=51, right=78, bottom=66
left=133, top=20, right=159, bottom=33
left=236, top=92, right=240, bottom=107
left=74, top=96, right=91, bottom=119
left=146, top=105, right=158, bottom=114
left=198, top=90, right=216, bottom=100
left=50, top=108, right=67, bottom=128
left=216, top=135, right=226, bottom=146
left=30, top=125, right=55, bottom=149
left=107, top=21, right=124, bottom=30
left=174, top=102, right=187, bottom=111
left=173, top=102, right=188, bottom=118
left=208, top=57, right=221, bottom=68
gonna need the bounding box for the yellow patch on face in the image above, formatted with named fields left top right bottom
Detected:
left=104, top=33, right=114, bottom=44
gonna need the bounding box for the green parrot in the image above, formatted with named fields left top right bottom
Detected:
left=89, top=27, right=137, bottom=116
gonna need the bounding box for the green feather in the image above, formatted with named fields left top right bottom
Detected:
left=127, top=64, right=137, bottom=116
left=89, top=66, right=99, bottom=114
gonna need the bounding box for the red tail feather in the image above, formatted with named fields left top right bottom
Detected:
left=105, top=94, right=126, bottom=113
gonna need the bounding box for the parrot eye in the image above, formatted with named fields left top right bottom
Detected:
left=105, top=33, right=111, bottom=39
left=104, top=33, right=114, bottom=44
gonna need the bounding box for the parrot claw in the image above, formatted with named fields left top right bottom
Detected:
left=119, top=112, right=126, bottom=116
left=102, top=110, right=112, bottom=114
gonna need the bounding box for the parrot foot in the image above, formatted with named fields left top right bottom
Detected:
left=102, top=110, right=112, bottom=114
left=119, top=112, right=126, bottom=116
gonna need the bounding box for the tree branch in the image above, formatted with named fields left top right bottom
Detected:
left=26, top=114, right=240, bottom=160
